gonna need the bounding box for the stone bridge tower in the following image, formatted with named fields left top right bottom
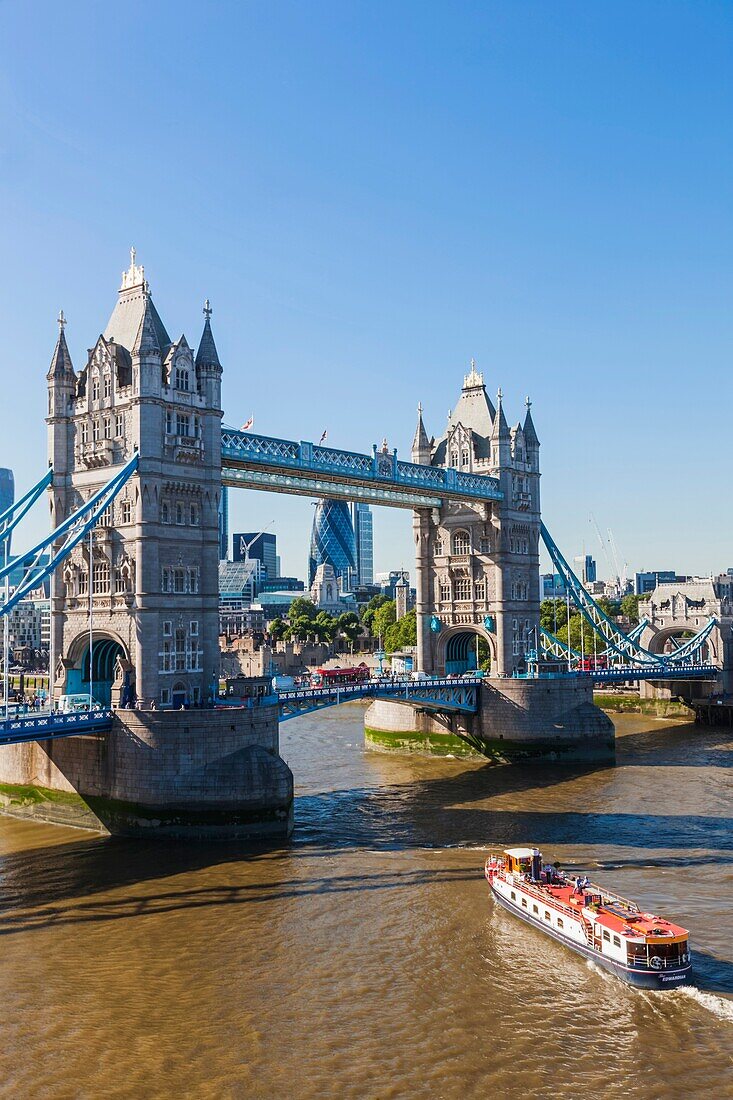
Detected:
left=47, top=251, right=223, bottom=709
left=411, top=364, right=541, bottom=677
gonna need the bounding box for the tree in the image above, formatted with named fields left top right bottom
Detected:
left=269, top=618, right=288, bottom=642
left=337, top=611, right=362, bottom=650
left=384, top=608, right=417, bottom=653
left=287, top=597, right=317, bottom=622
left=540, top=599, right=566, bottom=633
left=621, top=593, right=643, bottom=624
left=372, top=600, right=397, bottom=644
left=361, top=594, right=390, bottom=633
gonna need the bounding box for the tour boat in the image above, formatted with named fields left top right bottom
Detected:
left=485, top=847, right=692, bottom=989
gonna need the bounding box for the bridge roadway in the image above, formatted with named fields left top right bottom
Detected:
left=0, top=667, right=718, bottom=746
left=0, top=678, right=483, bottom=746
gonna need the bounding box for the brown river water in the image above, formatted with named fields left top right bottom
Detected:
left=1, top=708, right=732, bottom=1099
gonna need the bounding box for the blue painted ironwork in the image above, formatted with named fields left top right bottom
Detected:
left=221, top=429, right=503, bottom=508
left=540, top=524, right=715, bottom=668
left=0, top=454, right=139, bottom=615
left=515, top=664, right=718, bottom=685
left=277, top=676, right=481, bottom=722
left=0, top=468, right=53, bottom=546
left=0, top=708, right=114, bottom=745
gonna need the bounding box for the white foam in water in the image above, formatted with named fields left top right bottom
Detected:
left=680, top=986, right=733, bottom=1024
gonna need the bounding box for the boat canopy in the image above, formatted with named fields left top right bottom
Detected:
left=504, top=847, right=540, bottom=859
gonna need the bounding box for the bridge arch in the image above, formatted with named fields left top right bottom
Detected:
left=641, top=623, right=721, bottom=665
left=65, top=630, right=131, bottom=707
left=438, top=624, right=496, bottom=675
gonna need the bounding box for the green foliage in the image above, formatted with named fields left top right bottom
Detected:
left=337, top=611, right=362, bottom=646
left=361, top=594, right=390, bottom=632
left=269, top=618, right=288, bottom=641
left=384, top=608, right=417, bottom=653
left=287, top=597, right=318, bottom=622
left=540, top=599, right=566, bottom=633
left=372, top=599, right=397, bottom=642
left=620, top=593, right=643, bottom=624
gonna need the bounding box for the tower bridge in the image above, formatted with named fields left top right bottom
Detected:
left=0, top=254, right=725, bottom=836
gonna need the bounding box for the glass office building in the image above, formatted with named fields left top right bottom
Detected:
left=233, top=531, right=277, bottom=579
left=309, top=499, right=356, bottom=590
left=351, top=502, right=374, bottom=586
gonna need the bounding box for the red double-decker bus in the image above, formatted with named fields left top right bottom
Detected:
left=576, top=656, right=608, bottom=672
left=310, top=663, right=371, bottom=688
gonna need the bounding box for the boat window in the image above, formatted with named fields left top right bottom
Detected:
left=544, top=911, right=551, bottom=921
left=602, top=930, right=610, bottom=941
left=521, top=898, right=527, bottom=908
left=510, top=891, right=516, bottom=901
left=613, top=935, right=621, bottom=947
left=533, top=904, right=539, bottom=914
left=557, top=918, right=564, bottom=929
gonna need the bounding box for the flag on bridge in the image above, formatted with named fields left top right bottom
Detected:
left=241, top=416, right=254, bottom=431
left=319, top=429, right=327, bottom=444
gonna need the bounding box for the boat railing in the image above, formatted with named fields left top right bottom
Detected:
left=502, top=873, right=588, bottom=923
left=626, top=954, right=686, bottom=971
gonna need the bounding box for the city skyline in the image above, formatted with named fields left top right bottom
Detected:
left=1, top=3, right=732, bottom=579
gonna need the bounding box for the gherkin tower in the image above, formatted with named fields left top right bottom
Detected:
left=308, top=499, right=356, bottom=590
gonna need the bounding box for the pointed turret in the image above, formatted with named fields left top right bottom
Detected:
left=195, top=300, right=222, bottom=410
left=523, top=397, right=540, bottom=448
left=490, top=387, right=511, bottom=468
left=411, top=402, right=431, bottom=464
left=132, top=294, right=163, bottom=356
left=195, top=299, right=222, bottom=373
left=47, top=311, right=75, bottom=380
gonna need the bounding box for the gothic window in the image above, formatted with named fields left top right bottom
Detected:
left=175, top=503, right=184, bottom=525
left=450, top=451, right=458, bottom=468
left=480, top=537, right=491, bottom=554
left=190, top=504, right=200, bottom=526
left=193, top=416, right=200, bottom=438
left=175, top=366, right=190, bottom=391
left=92, top=376, right=100, bottom=401
left=176, top=413, right=190, bottom=437
left=103, top=374, right=111, bottom=399
left=434, top=537, right=444, bottom=556
left=80, top=422, right=89, bottom=445
left=99, top=504, right=113, bottom=527
left=163, top=620, right=172, bottom=637
left=103, top=416, right=112, bottom=440
left=452, top=530, right=470, bottom=555
left=475, top=579, right=486, bottom=601
left=92, top=420, right=100, bottom=442
left=188, top=568, right=199, bottom=593
left=114, top=568, right=126, bottom=593
left=175, top=628, right=186, bottom=671
left=165, top=410, right=173, bottom=435
left=439, top=580, right=450, bottom=602
left=161, top=501, right=170, bottom=524
left=92, top=561, right=110, bottom=595
left=461, top=449, right=470, bottom=468
left=78, top=570, right=89, bottom=595
left=161, top=568, right=171, bottom=593
left=173, top=568, right=186, bottom=593
left=190, top=620, right=199, bottom=636
left=120, top=500, right=132, bottom=524
left=115, top=413, right=124, bottom=438
left=454, top=577, right=471, bottom=601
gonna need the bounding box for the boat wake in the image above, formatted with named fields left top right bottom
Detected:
left=679, top=986, right=733, bottom=1023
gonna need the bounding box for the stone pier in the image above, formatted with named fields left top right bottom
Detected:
left=0, top=707, right=293, bottom=838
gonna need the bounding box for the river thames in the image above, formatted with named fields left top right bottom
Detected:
left=1, top=708, right=732, bottom=1099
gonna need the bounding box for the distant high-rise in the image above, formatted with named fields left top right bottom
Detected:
left=218, top=485, right=229, bottom=559
left=351, top=502, right=374, bottom=586
left=0, top=469, right=14, bottom=553
left=309, top=500, right=356, bottom=590
left=233, top=531, right=277, bottom=578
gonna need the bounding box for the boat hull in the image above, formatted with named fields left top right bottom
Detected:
left=490, top=884, right=693, bottom=990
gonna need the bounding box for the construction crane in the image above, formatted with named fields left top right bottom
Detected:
left=608, top=528, right=628, bottom=595
left=236, top=522, right=276, bottom=574
left=589, top=514, right=616, bottom=585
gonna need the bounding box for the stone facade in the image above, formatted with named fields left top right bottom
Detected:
left=0, top=708, right=293, bottom=837
left=411, top=366, right=541, bottom=677
left=365, top=677, right=615, bottom=763
left=47, top=251, right=222, bottom=709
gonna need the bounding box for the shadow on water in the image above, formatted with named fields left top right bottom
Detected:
left=614, top=720, right=733, bottom=768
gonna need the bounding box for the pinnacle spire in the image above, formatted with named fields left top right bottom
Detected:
left=412, top=402, right=430, bottom=455
left=195, top=299, right=222, bottom=371
left=47, top=312, right=74, bottom=380
left=523, top=395, right=539, bottom=446
left=132, top=294, right=162, bottom=356
left=491, top=387, right=509, bottom=440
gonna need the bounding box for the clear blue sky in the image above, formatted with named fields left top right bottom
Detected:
left=1, top=2, right=732, bottom=580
